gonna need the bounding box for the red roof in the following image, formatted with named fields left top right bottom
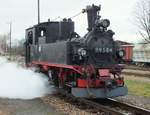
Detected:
left=116, top=40, right=133, bottom=45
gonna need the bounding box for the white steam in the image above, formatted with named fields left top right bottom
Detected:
left=0, top=57, right=54, bottom=99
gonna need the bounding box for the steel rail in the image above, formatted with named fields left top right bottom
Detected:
left=79, top=98, right=125, bottom=115
left=96, top=98, right=150, bottom=115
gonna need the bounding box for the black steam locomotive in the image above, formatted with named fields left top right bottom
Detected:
left=25, top=4, right=127, bottom=98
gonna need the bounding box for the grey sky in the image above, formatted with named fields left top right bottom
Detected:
left=0, top=0, right=139, bottom=42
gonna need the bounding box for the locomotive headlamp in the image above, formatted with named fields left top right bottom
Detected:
left=81, top=49, right=87, bottom=56
left=118, top=50, right=125, bottom=57
left=78, top=48, right=87, bottom=56
left=101, top=19, right=110, bottom=28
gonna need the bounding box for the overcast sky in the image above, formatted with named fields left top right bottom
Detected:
left=0, top=0, right=140, bottom=43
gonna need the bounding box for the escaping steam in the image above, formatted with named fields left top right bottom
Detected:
left=0, top=57, right=54, bottom=99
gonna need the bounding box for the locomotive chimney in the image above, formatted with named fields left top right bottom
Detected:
left=83, top=4, right=101, bottom=31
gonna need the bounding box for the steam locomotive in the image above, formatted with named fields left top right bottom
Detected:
left=25, top=4, right=128, bottom=98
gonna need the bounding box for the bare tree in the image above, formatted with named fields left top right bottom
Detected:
left=135, top=0, right=150, bottom=43
left=0, top=34, right=9, bottom=54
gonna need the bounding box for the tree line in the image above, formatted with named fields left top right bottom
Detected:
left=0, top=34, right=25, bottom=56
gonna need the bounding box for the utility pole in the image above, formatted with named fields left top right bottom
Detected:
left=9, top=22, right=12, bottom=59
left=38, top=0, right=40, bottom=24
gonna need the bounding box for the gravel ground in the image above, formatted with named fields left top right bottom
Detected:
left=0, top=98, right=61, bottom=115
left=41, top=95, right=99, bottom=115
left=115, top=94, right=150, bottom=110
left=41, top=93, right=150, bottom=114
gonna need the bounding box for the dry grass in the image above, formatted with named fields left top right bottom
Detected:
left=125, top=79, right=150, bottom=97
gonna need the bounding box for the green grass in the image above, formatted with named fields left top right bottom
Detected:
left=125, top=79, right=150, bottom=97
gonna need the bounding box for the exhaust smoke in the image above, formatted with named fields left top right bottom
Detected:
left=0, top=57, right=54, bottom=99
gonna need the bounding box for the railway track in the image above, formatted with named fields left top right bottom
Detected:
left=123, top=69, right=150, bottom=78
left=92, top=98, right=150, bottom=115
left=57, top=90, right=150, bottom=115
left=122, top=65, right=150, bottom=78
left=125, top=65, right=150, bottom=71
